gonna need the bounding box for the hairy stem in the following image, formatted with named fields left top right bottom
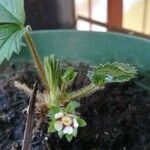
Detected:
left=24, top=32, right=48, bottom=91
left=66, top=84, right=102, bottom=101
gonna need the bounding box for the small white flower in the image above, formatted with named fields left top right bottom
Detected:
left=52, top=111, right=81, bottom=138
left=55, top=112, right=64, bottom=119
left=54, top=121, right=63, bottom=131
left=73, top=118, right=79, bottom=128
left=63, top=126, right=74, bottom=134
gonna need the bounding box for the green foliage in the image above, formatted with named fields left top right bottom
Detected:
left=62, top=67, right=77, bottom=83
left=44, top=55, right=62, bottom=102
left=48, top=120, right=56, bottom=133
left=48, top=101, right=86, bottom=142
left=66, top=101, right=80, bottom=113
left=0, top=0, right=26, bottom=64
left=66, top=134, right=73, bottom=142
left=48, top=106, right=60, bottom=118
left=61, top=67, right=77, bottom=91
left=0, top=0, right=25, bottom=24
left=76, top=118, right=87, bottom=127
left=58, top=131, right=64, bottom=139
left=0, top=0, right=138, bottom=143
left=87, top=62, right=137, bottom=86
left=48, top=101, right=80, bottom=118
left=0, top=24, right=27, bottom=63
left=44, top=55, right=78, bottom=104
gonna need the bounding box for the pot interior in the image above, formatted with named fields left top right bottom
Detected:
left=12, top=30, right=150, bottom=71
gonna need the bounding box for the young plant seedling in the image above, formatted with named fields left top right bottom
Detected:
left=0, top=0, right=137, bottom=142
left=43, top=55, right=137, bottom=141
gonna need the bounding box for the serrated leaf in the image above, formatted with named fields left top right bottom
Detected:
left=0, top=0, right=25, bottom=24
left=87, top=62, right=137, bottom=86
left=0, top=24, right=27, bottom=64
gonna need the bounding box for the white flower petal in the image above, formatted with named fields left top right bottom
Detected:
left=73, top=118, right=79, bottom=128
left=55, top=112, right=64, bottom=119
left=54, top=121, right=63, bottom=131
left=63, top=126, right=73, bottom=134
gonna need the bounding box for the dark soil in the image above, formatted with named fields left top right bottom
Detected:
left=0, top=63, right=150, bottom=150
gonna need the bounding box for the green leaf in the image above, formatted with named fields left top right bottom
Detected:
left=72, top=128, right=78, bottom=137
left=60, top=107, right=65, bottom=112
left=0, top=24, right=27, bottom=64
left=62, top=67, right=77, bottom=85
left=61, top=67, right=77, bottom=92
left=44, top=55, right=61, bottom=96
left=77, top=118, right=87, bottom=127
left=66, top=134, right=73, bottom=142
left=48, top=125, right=56, bottom=133
left=48, top=106, right=60, bottom=118
left=0, top=0, right=25, bottom=25
left=58, top=131, right=64, bottom=139
left=48, top=120, right=56, bottom=133
left=87, top=62, right=137, bottom=86
left=66, top=101, right=80, bottom=113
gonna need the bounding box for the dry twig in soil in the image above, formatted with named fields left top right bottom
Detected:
left=21, top=82, right=38, bottom=150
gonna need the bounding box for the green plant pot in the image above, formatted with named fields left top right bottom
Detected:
left=14, top=30, right=150, bottom=71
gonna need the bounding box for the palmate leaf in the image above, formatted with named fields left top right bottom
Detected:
left=0, top=0, right=26, bottom=64
left=0, top=0, right=25, bottom=24
left=0, top=24, right=27, bottom=63
left=87, top=62, right=137, bottom=86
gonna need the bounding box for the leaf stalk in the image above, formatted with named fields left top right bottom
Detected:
left=24, top=32, right=48, bottom=91
left=66, top=84, right=101, bottom=101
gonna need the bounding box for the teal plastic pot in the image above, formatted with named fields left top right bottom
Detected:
left=14, top=30, right=150, bottom=72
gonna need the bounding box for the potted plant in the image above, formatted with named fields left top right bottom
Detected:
left=0, top=0, right=150, bottom=150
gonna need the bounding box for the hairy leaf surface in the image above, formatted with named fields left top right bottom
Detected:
left=87, top=63, right=137, bottom=86
left=44, top=55, right=62, bottom=95
left=0, top=0, right=25, bottom=24
left=0, top=24, right=27, bottom=63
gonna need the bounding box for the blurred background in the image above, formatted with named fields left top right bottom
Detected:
left=25, top=0, right=150, bottom=39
